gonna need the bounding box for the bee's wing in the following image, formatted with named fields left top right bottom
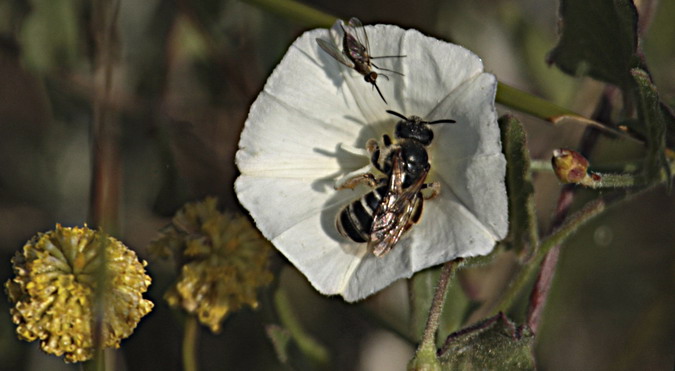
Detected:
left=348, top=17, right=370, bottom=57
left=369, top=152, right=427, bottom=256
left=370, top=194, right=421, bottom=257
left=316, top=38, right=355, bottom=69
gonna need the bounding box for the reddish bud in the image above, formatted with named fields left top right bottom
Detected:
left=551, top=149, right=591, bottom=184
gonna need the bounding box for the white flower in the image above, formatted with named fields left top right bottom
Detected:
left=235, top=20, right=508, bottom=302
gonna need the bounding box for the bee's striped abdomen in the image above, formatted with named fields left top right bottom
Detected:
left=336, top=185, right=388, bottom=243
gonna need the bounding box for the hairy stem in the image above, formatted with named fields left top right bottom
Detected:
left=420, top=260, right=460, bottom=348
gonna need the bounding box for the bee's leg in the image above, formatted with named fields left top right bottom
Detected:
left=368, top=135, right=396, bottom=174
left=382, top=134, right=392, bottom=147
left=336, top=173, right=379, bottom=190
left=365, top=138, right=384, bottom=173
left=421, top=181, right=441, bottom=199
left=366, top=138, right=380, bottom=155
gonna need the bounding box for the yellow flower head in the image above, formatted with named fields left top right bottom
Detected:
left=150, top=197, right=273, bottom=333
left=4, top=224, right=153, bottom=363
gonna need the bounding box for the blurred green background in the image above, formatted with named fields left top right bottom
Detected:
left=0, top=0, right=673, bottom=370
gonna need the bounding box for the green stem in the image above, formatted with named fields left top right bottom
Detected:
left=274, top=287, right=329, bottom=365
left=242, top=0, right=334, bottom=28
left=496, top=82, right=581, bottom=121
left=420, top=260, right=460, bottom=348
left=492, top=200, right=606, bottom=315
left=183, top=316, right=199, bottom=371
left=586, top=172, right=639, bottom=188
left=408, top=260, right=459, bottom=371
left=529, top=159, right=554, bottom=173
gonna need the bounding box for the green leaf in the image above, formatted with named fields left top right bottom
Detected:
left=438, top=313, right=535, bottom=370
left=630, top=68, right=670, bottom=185
left=547, top=0, right=643, bottom=89
left=499, top=115, right=538, bottom=253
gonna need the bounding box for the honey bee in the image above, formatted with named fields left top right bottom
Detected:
left=336, top=110, right=456, bottom=256
left=316, top=17, right=404, bottom=104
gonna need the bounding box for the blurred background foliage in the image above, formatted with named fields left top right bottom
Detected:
left=0, top=0, right=673, bottom=370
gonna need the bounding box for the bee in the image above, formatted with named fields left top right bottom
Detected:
left=336, top=110, right=456, bottom=256
left=316, top=17, right=405, bottom=104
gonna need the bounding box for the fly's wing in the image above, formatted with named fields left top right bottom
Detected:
left=369, top=151, right=427, bottom=257
left=348, top=17, right=370, bottom=59
left=316, top=38, right=355, bottom=69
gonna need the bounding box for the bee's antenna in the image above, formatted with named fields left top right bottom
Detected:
left=427, top=118, right=456, bottom=125
left=386, top=110, right=408, bottom=121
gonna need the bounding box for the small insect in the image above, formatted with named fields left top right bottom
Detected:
left=316, top=17, right=405, bottom=104
left=336, top=110, right=456, bottom=256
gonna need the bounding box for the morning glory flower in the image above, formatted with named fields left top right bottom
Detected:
left=235, top=19, right=508, bottom=302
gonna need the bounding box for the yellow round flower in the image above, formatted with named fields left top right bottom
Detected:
left=150, top=197, right=273, bottom=333
left=4, top=224, right=153, bottom=363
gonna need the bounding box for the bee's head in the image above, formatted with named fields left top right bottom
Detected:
left=387, top=110, right=456, bottom=146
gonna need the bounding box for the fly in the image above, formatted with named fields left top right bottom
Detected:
left=316, top=17, right=405, bottom=104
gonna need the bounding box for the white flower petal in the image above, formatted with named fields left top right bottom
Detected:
left=428, top=72, right=508, bottom=239
left=236, top=21, right=507, bottom=302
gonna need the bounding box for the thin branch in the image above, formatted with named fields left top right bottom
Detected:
left=182, top=316, right=199, bottom=371
left=420, top=259, right=461, bottom=347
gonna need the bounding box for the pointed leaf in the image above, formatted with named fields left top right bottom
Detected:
left=499, top=115, right=538, bottom=253
left=630, top=68, right=669, bottom=185
left=547, top=0, right=643, bottom=89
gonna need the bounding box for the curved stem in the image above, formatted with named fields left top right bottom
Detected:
left=274, top=287, right=330, bottom=365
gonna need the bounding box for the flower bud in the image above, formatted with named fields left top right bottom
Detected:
left=551, top=149, right=593, bottom=184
